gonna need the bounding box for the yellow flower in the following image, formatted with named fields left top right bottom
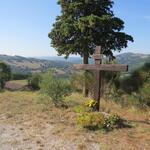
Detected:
left=85, top=99, right=97, bottom=108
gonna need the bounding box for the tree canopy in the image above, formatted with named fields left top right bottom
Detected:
left=49, top=0, right=133, bottom=63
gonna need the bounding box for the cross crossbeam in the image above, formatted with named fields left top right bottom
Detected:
left=73, top=64, right=128, bottom=72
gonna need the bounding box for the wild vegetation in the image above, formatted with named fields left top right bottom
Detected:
left=104, top=62, right=150, bottom=108
left=0, top=62, right=11, bottom=90
left=40, top=70, right=72, bottom=106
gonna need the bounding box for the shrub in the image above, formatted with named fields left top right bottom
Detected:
left=77, top=112, right=123, bottom=131
left=0, top=62, right=11, bottom=89
left=77, top=112, right=106, bottom=130
left=71, top=71, right=94, bottom=92
left=74, top=105, right=92, bottom=113
left=139, top=79, right=150, bottom=106
left=12, top=73, right=31, bottom=80
left=105, top=114, right=123, bottom=129
left=104, top=62, right=150, bottom=108
left=119, top=62, right=150, bottom=94
left=40, top=70, right=72, bottom=106
left=28, top=74, right=41, bottom=90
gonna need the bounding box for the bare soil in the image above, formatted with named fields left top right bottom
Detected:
left=5, top=81, right=27, bottom=91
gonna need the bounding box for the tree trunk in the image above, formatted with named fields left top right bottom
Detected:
left=83, top=53, right=89, bottom=97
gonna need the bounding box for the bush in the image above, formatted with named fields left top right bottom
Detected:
left=77, top=112, right=123, bottom=131
left=71, top=71, right=94, bottom=92
left=139, top=79, right=150, bottom=106
left=77, top=112, right=106, bottom=130
left=74, top=105, right=92, bottom=113
left=105, top=114, right=123, bottom=129
left=0, top=62, right=11, bottom=89
left=40, top=70, right=72, bottom=106
left=103, top=62, right=150, bottom=108
left=28, top=74, right=41, bottom=90
left=119, top=62, right=150, bottom=94
left=12, top=73, right=31, bottom=80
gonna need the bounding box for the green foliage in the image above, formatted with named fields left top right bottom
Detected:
left=117, top=63, right=150, bottom=94
left=77, top=112, right=106, bottom=130
left=105, top=114, right=123, bottom=129
left=139, top=79, right=150, bottom=106
left=74, top=105, right=92, bottom=113
left=12, top=73, right=31, bottom=80
left=77, top=112, right=123, bottom=130
left=49, top=0, right=133, bottom=60
left=28, top=74, right=41, bottom=90
left=0, top=62, right=11, bottom=89
left=119, top=62, right=150, bottom=94
left=124, top=79, right=150, bottom=108
left=104, top=62, right=150, bottom=108
left=71, top=71, right=94, bottom=92
left=40, top=70, right=72, bottom=106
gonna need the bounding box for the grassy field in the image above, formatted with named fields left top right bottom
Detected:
left=0, top=91, right=150, bottom=150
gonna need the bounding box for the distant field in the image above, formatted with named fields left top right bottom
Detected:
left=0, top=91, right=149, bottom=149
left=4, top=80, right=27, bottom=91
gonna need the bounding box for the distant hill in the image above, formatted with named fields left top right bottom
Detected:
left=0, top=55, right=73, bottom=76
left=0, top=52, right=149, bottom=74
left=39, top=53, right=150, bottom=72
left=116, top=53, right=150, bottom=71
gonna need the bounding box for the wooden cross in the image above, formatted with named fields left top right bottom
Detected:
left=74, top=46, right=128, bottom=111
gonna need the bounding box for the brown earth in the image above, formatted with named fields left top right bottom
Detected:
left=4, top=81, right=27, bottom=91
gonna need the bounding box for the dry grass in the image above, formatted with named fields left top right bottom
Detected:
left=0, top=91, right=150, bottom=150
left=10, top=80, right=28, bottom=85
left=101, top=98, right=150, bottom=121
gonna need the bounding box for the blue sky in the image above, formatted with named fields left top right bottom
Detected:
left=0, top=0, right=150, bottom=57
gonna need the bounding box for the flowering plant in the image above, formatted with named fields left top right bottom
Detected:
left=85, top=99, right=97, bottom=109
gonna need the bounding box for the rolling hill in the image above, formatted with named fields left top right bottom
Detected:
left=39, top=53, right=150, bottom=71
left=0, top=52, right=150, bottom=74
left=116, top=53, right=150, bottom=71
left=0, top=55, right=73, bottom=76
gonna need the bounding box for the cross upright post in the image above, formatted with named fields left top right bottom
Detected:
left=93, top=46, right=102, bottom=110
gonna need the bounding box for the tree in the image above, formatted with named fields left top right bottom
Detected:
left=48, top=0, right=133, bottom=96
left=49, top=0, right=133, bottom=61
left=0, top=62, right=11, bottom=89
